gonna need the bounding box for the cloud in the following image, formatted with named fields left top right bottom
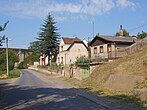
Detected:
left=116, top=0, right=136, bottom=10
left=0, top=0, right=137, bottom=21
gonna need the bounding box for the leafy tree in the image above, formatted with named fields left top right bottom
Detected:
left=37, top=13, right=60, bottom=65
left=137, top=31, right=147, bottom=39
left=115, top=29, right=129, bottom=37
left=17, top=54, right=36, bottom=69
left=0, top=49, right=18, bottom=71
left=0, top=21, right=9, bottom=46
left=28, top=41, right=42, bottom=61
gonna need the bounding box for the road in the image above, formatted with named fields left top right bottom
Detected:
left=0, top=69, right=108, bottom=110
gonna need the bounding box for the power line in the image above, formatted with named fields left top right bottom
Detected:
left=129, top=22, right=147, bottom=32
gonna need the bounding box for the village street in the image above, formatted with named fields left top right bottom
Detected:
left=0, top=69, right=108, bottom=110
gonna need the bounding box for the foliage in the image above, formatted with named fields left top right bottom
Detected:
left=17, top=61, right=27, bottom=69
left=50, top=62, right=58, bottom=70
left=137, top=31, right=147, bottom=39
left=17, top=53, right=37, bottom=69
left=76, top=56, right=89, bottom=66
left=28, top=41, right=41, bottom=61
left=9, top=69, right=20, bottom=78
left=37, top=13, right=60, bottom=65
left=0, top=49, right=18, bottom=71
left=0, top=69, right=20, bottom=79
left=0, top=21, right=9, bottom=46
left=115, top=29, right=129, bottom=37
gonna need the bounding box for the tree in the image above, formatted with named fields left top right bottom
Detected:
left=0, top=21, right=9, bottom=46
left=37, top=13, right=60, bottom=65
left=28, top=41, right=42, bottom=61
left=115, top=29, right=129, bottom=37
left=0, top=49, right=18, bottom=71
left=137, top=31, right=147, bottom=39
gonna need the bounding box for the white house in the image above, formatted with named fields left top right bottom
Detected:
left=39, top=53, right=49, bottom=66
left=57, top=37, right=89, bottom=65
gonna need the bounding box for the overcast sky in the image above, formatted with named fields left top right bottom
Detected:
left=0, top=0, right=147, bottom=49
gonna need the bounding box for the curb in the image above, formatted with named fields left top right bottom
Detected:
left=78, top=90, right=118, bottom=110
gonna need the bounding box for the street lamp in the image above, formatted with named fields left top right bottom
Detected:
left=6, top=37, right=9, bottom=76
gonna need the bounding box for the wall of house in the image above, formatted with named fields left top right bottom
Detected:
left=67, top=43, right=88, bottom=64
left=91, top=43, right=115, bottom=59
left=57, top=43, right=88, bottom=65
left=59, top=39, right=70, bottom=52
left=39, top=54, right=49, bottom=66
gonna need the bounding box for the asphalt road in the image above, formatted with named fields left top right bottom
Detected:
left=0, top=69, right=108, bottom=110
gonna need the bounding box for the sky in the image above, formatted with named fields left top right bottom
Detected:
left=0, top=0, right=147, bottom=49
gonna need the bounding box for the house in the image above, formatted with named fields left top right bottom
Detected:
left=89, top=35, right=138, bottom=60
left=57, top=37, right=89, bottom=65
left=39, top=53, right=49, bottom=66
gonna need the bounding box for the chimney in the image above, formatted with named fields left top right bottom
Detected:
left=120, top=25, right=123, bottom=36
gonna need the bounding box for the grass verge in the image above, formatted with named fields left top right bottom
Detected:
left=0, top=69, right=20, bottom=80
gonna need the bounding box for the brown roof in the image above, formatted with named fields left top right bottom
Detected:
left=89, top=35, right=139, bottom=46
left=62, top=37, right=81, bottom=44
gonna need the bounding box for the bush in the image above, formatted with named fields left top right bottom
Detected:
left=9, top=69, right=20, bottom=78
left=17, top=61, right=27, bottom=69
left=76, top=56, right=89, bottom=66
left=17, top=53, right=36, bottom=69
left=0, top=49, right=18, bottom=71
left=50, top=62, right=58, bottom=70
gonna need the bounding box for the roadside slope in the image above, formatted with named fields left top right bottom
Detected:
left=82, top=45, right=147, bottom=89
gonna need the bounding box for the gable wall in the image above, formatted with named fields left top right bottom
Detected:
left=57, top=43, right=88, bottom=65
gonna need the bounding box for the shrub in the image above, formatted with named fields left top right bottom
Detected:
left=76, top=56, right=89, bottom=66
left=50, top=62, right=58, bottom=70
left=0, top=49, right=18, bottom=71
left=17, top=61, right=27, bottom=69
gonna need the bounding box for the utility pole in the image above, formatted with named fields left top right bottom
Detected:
left=88, top=37, right=90, bottom=76
left=6, top=37, right=9, bottom=76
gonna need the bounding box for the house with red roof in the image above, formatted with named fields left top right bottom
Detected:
left=57, top=37, right=89, bottom=65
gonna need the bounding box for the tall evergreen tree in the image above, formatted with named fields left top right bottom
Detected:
left=37, top=13, right=60, bottom=65
left=0, top=21, right=9, bottom=46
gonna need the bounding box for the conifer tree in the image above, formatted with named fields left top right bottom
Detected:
left=37, top=13, right=60, bottom=65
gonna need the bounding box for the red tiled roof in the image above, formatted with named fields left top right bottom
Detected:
left=62, top=37, right=81, bottom=44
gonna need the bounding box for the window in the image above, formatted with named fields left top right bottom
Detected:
left=107, top=44, right=111, bottom=52
left=61, top=57, right=63, bottom=64
left=94, top=47, right=97, bottom=54
left=61, top=46, right=63, bottom=51
left=100, top=46, right=103, bottom=53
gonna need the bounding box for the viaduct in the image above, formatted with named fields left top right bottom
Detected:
left=0, top=48, right=32, bottom=63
